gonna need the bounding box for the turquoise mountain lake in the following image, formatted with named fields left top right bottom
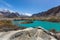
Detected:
left=12, top=20, right=60, bottom=31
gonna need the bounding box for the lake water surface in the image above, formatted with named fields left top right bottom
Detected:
left=12, top=20, right=60, bottom=31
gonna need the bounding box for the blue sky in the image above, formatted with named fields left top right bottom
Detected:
left=0, top=0, right=60, bottom=16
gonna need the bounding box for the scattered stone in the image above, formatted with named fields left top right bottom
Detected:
left=0, top=28, right=57, bottom=40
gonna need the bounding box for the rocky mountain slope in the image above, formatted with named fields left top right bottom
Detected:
left=0, top=28, right=57, bottom=40
left=32, top=6, right=60, bottom=17
left=0, top=10, right=20, bottom=18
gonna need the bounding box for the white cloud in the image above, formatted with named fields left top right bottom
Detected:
left=23, top=13, right=32, bottom=16
left=0, top=0, right=12, bottom=8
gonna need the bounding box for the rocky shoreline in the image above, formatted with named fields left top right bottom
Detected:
left=0, top=27, right=58, bottom=40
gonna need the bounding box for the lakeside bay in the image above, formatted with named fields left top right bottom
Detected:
left=12, top=20, right=60, bottom=32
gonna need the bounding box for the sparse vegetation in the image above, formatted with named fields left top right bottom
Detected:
left=0, top=20, right=26, bottom=32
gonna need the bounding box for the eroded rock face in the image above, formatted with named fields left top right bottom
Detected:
left=0, top=28, right=57, bottom=40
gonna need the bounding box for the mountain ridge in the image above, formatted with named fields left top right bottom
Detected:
left=32, top=6, right=60, bottom=17
left=0, top=10, right=20, bottom=18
